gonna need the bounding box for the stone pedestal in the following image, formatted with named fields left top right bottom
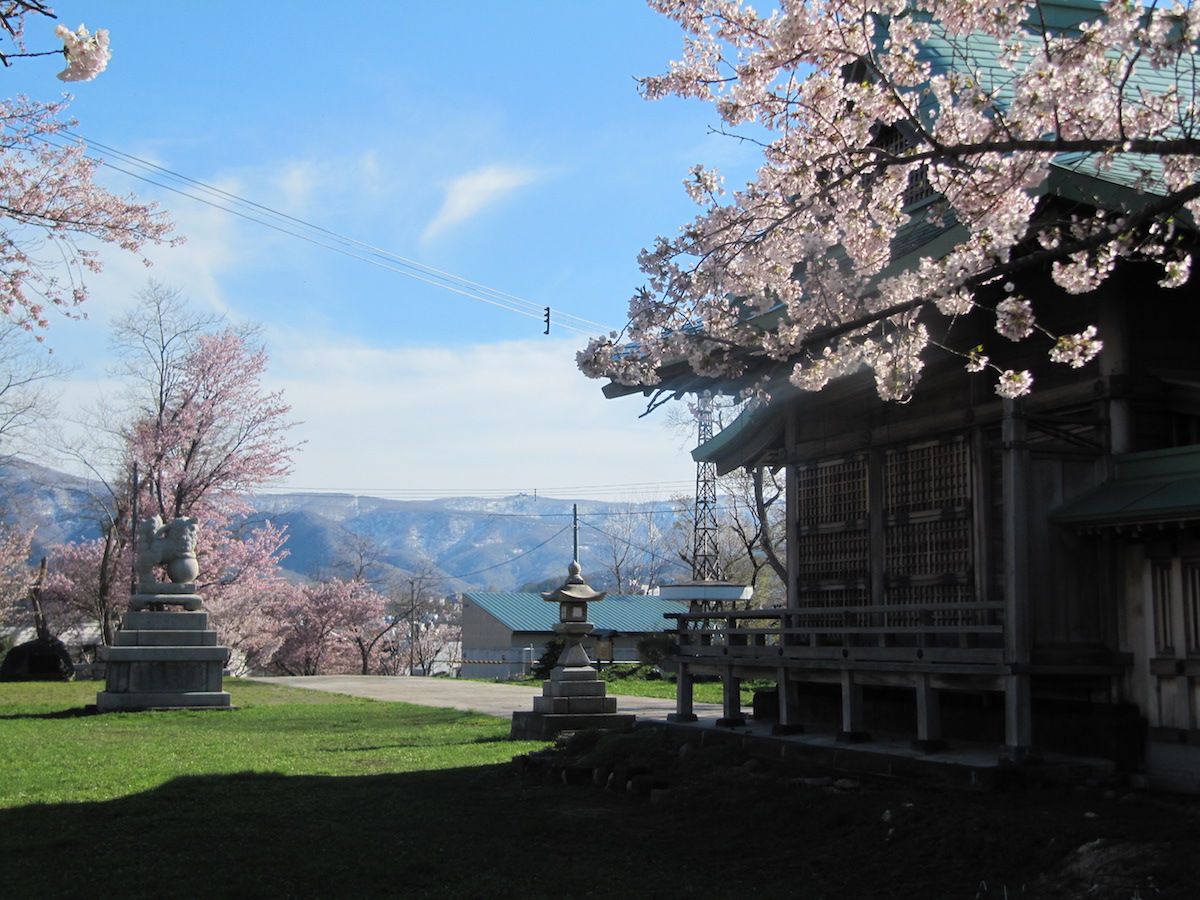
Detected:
left=511, top=665, right=635, bottom=740
left=96, top=609, right=231, bottom=711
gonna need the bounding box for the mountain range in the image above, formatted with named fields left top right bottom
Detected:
left=0, top=458, right=689, bottom=593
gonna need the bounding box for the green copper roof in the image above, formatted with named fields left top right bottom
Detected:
left=1052, top=445, right=1200, bottom=528
left=464, top=592, right=689, bottom=634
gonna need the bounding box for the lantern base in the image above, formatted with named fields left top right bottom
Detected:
left=511, top=662, right=634, bottom=739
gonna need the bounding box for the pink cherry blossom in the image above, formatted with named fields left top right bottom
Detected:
left=581, top=0, right=1200, bottom=401
left=54, top=24, right=110, bottom=82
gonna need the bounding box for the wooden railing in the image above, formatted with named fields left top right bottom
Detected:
left=666, top=602, right=1007, bottom=669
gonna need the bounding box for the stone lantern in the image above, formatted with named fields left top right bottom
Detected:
left=544, top=559, right=604, bottom=668
left=510, top=559, right=635, bottom=740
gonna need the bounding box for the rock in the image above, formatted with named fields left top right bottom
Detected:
left=0, top=637, right=75, bottom=682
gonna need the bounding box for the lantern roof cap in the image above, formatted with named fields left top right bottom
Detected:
left=541, top=559, right=606, bottom=604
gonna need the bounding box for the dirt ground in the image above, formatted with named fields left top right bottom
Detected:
left=517, top=728, right=1200, bottom=899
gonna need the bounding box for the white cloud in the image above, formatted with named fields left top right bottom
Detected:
left=421, top=164, right=539, bottom=244
left=262, top=333, right=694, bottom=499
left=273, top=161, right=321, bottom=213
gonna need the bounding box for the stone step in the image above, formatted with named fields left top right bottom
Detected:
left=532, top=695, right=618, bottom=714
left=96, top=690, right=231, bottom=712
left=103, top=646, right=228, bottom=662
left=123, top=610, right=210, bottom=631
left=114, top=630, right=219, bottom=647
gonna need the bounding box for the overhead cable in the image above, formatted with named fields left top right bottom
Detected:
left=34, top=129, right=614, bottom=337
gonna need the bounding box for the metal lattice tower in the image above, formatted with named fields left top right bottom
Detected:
left=692, top=393, right=722, bottom=582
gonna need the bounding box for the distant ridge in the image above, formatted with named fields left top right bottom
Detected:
left=0, top=458, right=686, bottom=592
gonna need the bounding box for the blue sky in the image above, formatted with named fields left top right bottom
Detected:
left=5, top=1, right=760, bottom=500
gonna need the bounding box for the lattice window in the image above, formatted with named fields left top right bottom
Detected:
left=795, top=454, right=869, bottom=620
left=796, top=531, right=869, bottom=583
left=1151, top=561, right=1175, bottom=655
left=884, top=439, right=971, bottom=515
left=883, top=439, right=973, bottom=613
left=1184, top=561, right=1200, bottom=655
left=792, top=438, right=983, bottom=648
left=796, top=454, right=868, bottom=528
left=886, top=519, right=972, bottom=578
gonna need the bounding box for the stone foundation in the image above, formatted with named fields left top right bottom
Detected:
left=511, top=665, right=634, bottom=740
left=96, top=609, right=231, bottom=711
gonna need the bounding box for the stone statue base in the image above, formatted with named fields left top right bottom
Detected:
left=129, top=585, right=202, bottom=611
left=510, top=665, right=634, bottom=740
left=96, top=609, right=230, bottom=711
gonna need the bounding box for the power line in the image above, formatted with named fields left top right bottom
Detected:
left=445, top=523, right=573, bottom=580
left=32, top=129, right=616, bottom=338
left=579, top=519, right=684, bottom=569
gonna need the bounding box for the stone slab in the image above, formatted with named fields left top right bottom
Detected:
left=103, top=646, right=228, bottom=662
left=542, top=679, right=608, bottom=698
left=133, top=583, right=198, bottom=595
left=122, top=610, right=211, bottom=631
left=104, top=658, right=225, bottom=693
left=114, top=630, right=218, bottom=647
left=96, top=690, right=231, bottom=712
left=533, top=695, right=618, bottom=714
left=510, top=711, right=636, bottom=741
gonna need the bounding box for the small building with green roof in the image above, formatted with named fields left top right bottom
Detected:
left=460, top=590, right=689, bottom=680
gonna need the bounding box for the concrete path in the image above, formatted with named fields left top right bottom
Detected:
left=247, top=675, right=723, bottom=720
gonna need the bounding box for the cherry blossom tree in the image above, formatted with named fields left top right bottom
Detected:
left=403, top=620, right=460, bottom=677
left=579, top=0, right=1200, bottom=402
left=196, top=518, right=292, bottom=674
left=126, top=327, right=297, bottom=521
left=48, top=286, right=299, bottom=653
left=39, top=535, right=122, bottom=642
left=335, top=582, right=393, bottom=675
left=0, top=521, right=33, bottom=628
left=0, top=5, right=176, bottom=341
left=1, top=4, right=109, bottom=81
left=267, top=578, right=373, bottom=676
left=585, top=502, right=681, bottom=593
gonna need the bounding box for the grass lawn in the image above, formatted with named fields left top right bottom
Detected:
left=4, top=679, right=1199, bottom=899
left=0, top=679, right=544, bottom=807
left=1, top=679, right=560, bottom=898
left=602, top=676, right=759, bottom=706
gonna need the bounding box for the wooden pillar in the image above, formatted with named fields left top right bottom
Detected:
left=837, top=669, right=869, bottom=742
left=775, top=667, right=805, bottom=735
left=717, top=670, right=745, bottom=728
left=1001, top=399, right=1040, bottom=763
left=668, top=663, right=698, bottom=723
left=912, top=672, right=946, bottom=753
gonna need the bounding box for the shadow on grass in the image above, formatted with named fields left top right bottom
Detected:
left=4, top=756, right=1200, bottom=900
left=0, top=706, right=99, bottom=721
left=0, top=764, right=709, bottom=900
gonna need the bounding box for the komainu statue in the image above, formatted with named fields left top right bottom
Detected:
left=132, top=516, right=200, bottom=609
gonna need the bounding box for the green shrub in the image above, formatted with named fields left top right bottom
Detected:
left=636, top=633, right=675, bottom=666
left=600, top=663, right=662, bottom=682
left=530, top=636, right=564, bottom=680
